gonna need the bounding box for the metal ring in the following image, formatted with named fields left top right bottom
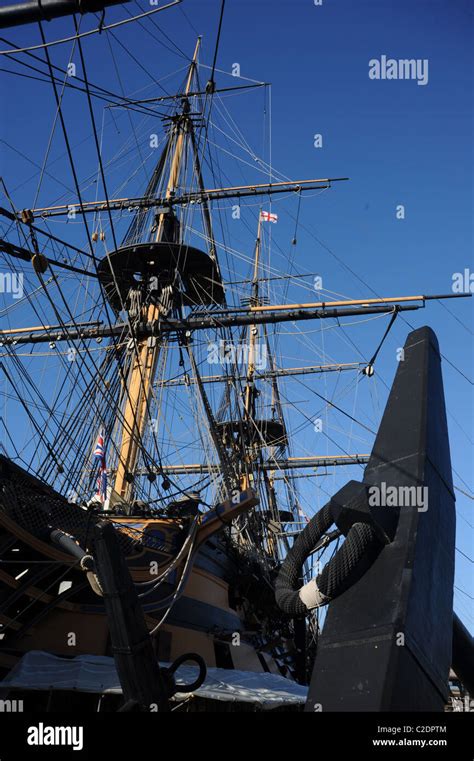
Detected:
left=165, top=652, right=207, bottom=694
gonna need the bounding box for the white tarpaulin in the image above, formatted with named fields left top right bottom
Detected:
left=0, top=650, right=307, bottom=709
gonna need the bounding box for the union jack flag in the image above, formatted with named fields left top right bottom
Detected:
left=93, top=431, right=105, bottom=466
left=259, top=210, right=278, bottom=223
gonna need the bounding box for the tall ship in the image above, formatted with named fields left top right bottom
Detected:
left=0, top=0, right=471, bottom=713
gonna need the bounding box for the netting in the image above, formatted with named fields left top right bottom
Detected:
left=0, top=459, right=153, bottom=557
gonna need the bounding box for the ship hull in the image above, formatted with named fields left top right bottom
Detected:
left=0, top=497, right=287, bottom=679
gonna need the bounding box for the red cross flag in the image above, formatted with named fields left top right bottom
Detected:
left=259, top=210, right=278, bottom=223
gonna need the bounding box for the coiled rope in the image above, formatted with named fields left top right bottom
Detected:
left=275, top=502, right=383, bottom=616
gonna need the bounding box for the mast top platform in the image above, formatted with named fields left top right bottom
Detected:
left=98, top=241, right=225, bottom=312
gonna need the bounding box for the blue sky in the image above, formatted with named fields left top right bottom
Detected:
left=0, top=0, right=473, bottom=631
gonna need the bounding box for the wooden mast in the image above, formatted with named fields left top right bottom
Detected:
left=240, top=214, right=289, bottom=558
left=113, top=38, right=201, bottom=501
left=244, top=215, right=262, bottom=412
left=240, top=214, right=262, bottom=489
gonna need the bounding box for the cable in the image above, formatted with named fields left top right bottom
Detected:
left=456, top=547, right=474, bottom=564
left=0, top=2, right=182, bottom=56
left=455, top=586, right=474, bottom=601
left=206, top=0, right=226, bottom=93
